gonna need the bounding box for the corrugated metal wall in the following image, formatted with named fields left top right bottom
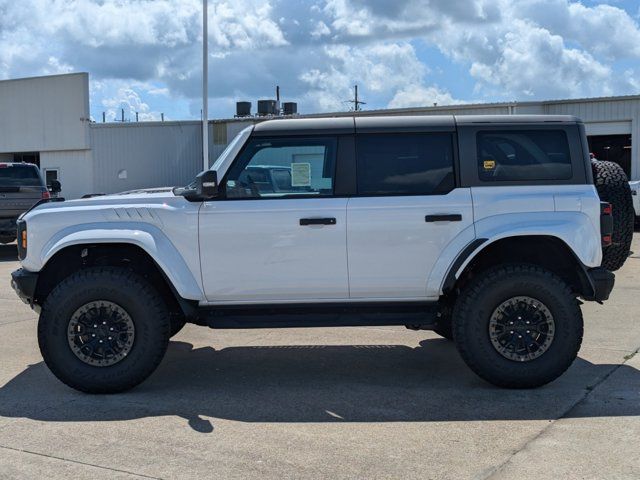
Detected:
left=544, top=99, right=638, bottom=179
left=90, top=122, right=202, bottom=193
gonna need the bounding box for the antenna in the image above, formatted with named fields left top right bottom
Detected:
left=345, top=85, right=366, bottom=112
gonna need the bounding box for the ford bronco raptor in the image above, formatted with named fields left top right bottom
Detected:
left=11, top=115, right=619, bottom=393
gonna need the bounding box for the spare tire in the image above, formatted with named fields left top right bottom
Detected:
left=592, top=160, right=634, bottom=271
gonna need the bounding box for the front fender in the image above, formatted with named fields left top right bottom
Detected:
left=33, top=222, right=203, bottom=301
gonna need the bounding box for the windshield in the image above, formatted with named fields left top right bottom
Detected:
left=0, top=164, right=42, bottom=186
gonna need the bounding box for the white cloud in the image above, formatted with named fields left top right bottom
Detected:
left=1, top=0, right=640, bottom=118
left=299, top=42, right=431, bottom=111
left=389, top=85, right=464, bottom=108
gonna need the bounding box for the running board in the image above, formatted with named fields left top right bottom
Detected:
left=194, top=302, right=439, bottom=329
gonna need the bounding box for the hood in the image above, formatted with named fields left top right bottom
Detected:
left=23, top=187, right=179, bottom=217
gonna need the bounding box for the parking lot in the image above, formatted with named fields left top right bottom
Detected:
left=0, top=238, right=637, bottom=480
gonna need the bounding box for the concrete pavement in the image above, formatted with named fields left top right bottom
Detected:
left=0, top=238, right=638, bottom=479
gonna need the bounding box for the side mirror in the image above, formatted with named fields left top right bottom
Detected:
left=50, top=180, right=62, bottom=194
left=195, top=170, right=219, bottom=198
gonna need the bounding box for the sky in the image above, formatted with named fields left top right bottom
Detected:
left=1, top=0, right=639, bottom=121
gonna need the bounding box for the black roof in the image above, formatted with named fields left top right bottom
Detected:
left=252, top=114, right=581, bottom=136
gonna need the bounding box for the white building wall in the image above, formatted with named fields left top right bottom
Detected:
left=39, top=150, right=94, bottom=199
left=0, top=73, right=90, bottom=153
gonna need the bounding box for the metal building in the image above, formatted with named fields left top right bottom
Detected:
left=0, top=73, right=637, bottom=199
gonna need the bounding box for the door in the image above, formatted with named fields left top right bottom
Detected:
left=347, top=132, right=473, bottom=299
left=199, top=136, right=349, bottom=303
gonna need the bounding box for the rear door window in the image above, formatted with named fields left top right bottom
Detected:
left=477, top=130, right=572, bottom=182
left=356, top=133, right=455, bottom=196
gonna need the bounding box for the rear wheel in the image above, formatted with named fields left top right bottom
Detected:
left=38, top=267, right=171, bottom=393
left=452, top=264, right=583, bottom=388
left=592, top=160, right=634, bottom=271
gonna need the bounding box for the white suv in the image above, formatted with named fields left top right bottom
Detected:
left=11, top=115, right=615, bottom=393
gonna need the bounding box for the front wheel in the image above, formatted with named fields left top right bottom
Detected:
left=452, top=264, right=583, bottom=388
left=38, top=267, right=171, bottom=393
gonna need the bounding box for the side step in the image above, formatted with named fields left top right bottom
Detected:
left=194, top=302, right=439, bottom=329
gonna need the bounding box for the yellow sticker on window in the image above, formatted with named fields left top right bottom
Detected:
left=483, top=159, right=496, bottom=170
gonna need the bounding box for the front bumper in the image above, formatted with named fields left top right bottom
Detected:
left=585, top=267, right=615, bottom=302
left=11, top=268, right=38, bottom=306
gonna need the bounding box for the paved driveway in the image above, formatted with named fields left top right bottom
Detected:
left=0, top=238, right=639, bottom=479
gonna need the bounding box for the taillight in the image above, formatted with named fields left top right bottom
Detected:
left=42, top=190, right=50, bottom=199
left=600, top=202, right=613, bottom=248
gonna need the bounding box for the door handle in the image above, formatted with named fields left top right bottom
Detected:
left=300, top=217, right=337, bottom=226
left=425, top=214, right=462, bottom=222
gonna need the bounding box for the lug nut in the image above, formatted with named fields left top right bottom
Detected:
left=510, top=330, right=514, bottom=334
left=92, top=334, right=96, bottom=337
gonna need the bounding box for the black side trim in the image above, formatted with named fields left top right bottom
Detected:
left=11, top=268, right=38, bottom=305
left=195, top=302, right=439, bottom=329
left=442, top=238, right=488, bottom=292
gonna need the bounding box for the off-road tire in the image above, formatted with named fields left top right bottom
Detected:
left=592, top=160, right=634, bottom=271
left=452, top=264, right=583, bottom=388
left=38, top=267, right=171, bottom=393
left=169, top=317, right=187, bottom=338
left=0, top=235, right=16, bottom=244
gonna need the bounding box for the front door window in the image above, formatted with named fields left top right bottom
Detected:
left=224, top=137, right=337, bottom=199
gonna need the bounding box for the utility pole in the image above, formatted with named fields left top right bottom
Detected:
left=202, top=0, right=209, bottom=170
left=346, top=85, right=366, bottom=112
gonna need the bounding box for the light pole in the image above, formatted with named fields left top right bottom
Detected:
left=202, top=0, right=209, bottom=170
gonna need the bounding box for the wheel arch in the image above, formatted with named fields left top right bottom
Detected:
left=444, top=235, right=595, bottom=299
left=35, top=225, right=203, bottom=301
left=33, top=242, right=198, bottom=318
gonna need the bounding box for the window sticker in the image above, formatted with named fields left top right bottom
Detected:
left=291, top=162, right=311, bottom=187
left=483, top=159, right=496, bottom=171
